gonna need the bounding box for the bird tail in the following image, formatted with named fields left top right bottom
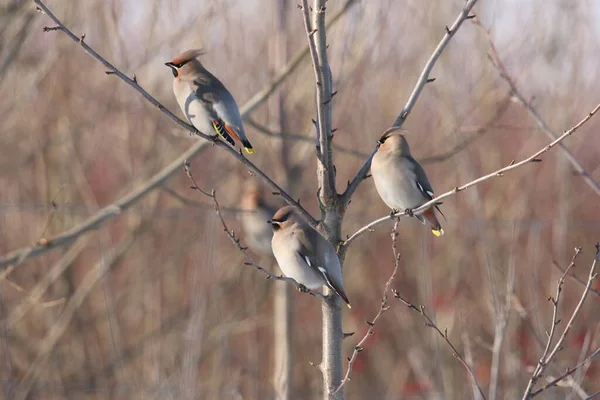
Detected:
left=240, top=139, right=255, bottom=154
left=319, top=268, right=351, bottom=308
left=223, top=123, right=255, bottom=154
left=422, top=207, right=444, bottom=237
left=328, top=281, right=351, bottom=309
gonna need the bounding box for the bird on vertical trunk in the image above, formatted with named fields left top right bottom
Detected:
left=165, top=49, right=255, bottom=154
left=269, top=206, right=351, bottom=307
left=371, top=127, right=444, bottom=236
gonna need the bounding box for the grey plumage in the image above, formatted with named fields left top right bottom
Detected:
left=269, top=206, right=350, bottom=306
left=165, top=49, right=254, bottom=154
left=371, top=127, right=444, bottom=236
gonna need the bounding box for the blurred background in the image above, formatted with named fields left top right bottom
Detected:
left=1, top=0, right=599, bottom=398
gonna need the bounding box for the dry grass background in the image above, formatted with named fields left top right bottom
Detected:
left=1, top=0, right=600, bottom=399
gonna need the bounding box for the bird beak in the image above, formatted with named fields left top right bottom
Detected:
left=267, top=219, right=279, bottom=227
left=164, top=62, right=175, bottom=68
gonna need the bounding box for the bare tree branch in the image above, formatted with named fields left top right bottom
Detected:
left=2, top=237, right=88, bottom=328
left=183, top=162, right=326, bottom=302
left=334, top=219, right=401, bottom=394
left=243, top=0, right=358, bottom=117
left=343, top=102, right=600, bottom=247
left=15, top=225, right=145, bottom=400
left=299, top=1, right=346, bottom=398
left=531, top=346, right=600, bottom=398
left=341, top=0, right=479, bottom=208
left=393, top=291, right=486, bottom=400
left=522, top=244, right=600, bottom=399
left=300, top=0, right=336, bottom=211
left=0, top=0, right=338, bottom=270
left=0, top=140, right=210, bottom=271
left=554, top=261, right=600, bottom=298
left=475, top=20, right=600, bottom=197
left=245, top=117, right=368, bottom=158
left=33, top=0, right=318, bottom=229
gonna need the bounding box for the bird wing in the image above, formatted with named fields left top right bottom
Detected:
left=405, top=155, right=445, bottom=220
left=204, top=83, right=245, bottom=138
left=293, top=228, right=350, bottom=305
left=405, top=155, right=435, bottom=200
left=187, top=80, right=236, bottom=146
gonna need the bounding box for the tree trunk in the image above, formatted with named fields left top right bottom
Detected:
left=271, top=1, right=293, bottom=399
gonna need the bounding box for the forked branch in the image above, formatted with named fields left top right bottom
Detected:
left=341, top=0, right=479, bottom=207
left=344, top=102, right=600, bottom=247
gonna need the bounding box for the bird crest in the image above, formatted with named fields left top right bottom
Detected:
left=169, top=48, right=207, bottom=66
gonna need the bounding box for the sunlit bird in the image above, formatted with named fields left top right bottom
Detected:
left=371, top=127, right=444, bottom=236
left=269, top=206, right=351, bottom=307
left=165, top=49, right=255, bottom=154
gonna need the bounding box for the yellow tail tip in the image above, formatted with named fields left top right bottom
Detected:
left=245, top=147, right=255, bottom=155
left=431, top=228, right=444, bottom=237
left=346, top=303, right=352, bottom=309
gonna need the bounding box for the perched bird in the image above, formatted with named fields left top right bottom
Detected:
left=371, top=127, right=444, bottom=236
left=165, top=49, right=255, bottom=154
left=240, top=183, right=277, bottom=255
left=269, top=206, right=351, bottom=307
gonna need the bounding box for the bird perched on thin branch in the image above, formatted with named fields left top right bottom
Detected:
left=371, top=127, right=444, bottom=236
left=269, top=206, right=351, bottom=307
left=240, top=183, right=277, bottom=255
left=165, top=49, right=255, bottom=154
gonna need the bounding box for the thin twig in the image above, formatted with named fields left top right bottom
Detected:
left=475, top=20, right=600, bottom=198
left=523, top=248, right=582, bottom=396
left=334, top=219, right=401, bottom=393
left=393, top=291, right=486, bottom=400
left=2, top=237, right=89, bottom=328
left=531, top=346, right=600, bottom=398
left=242, top=0, right=357, bottom=116
left=183, top=163, right=326, bottom=302
left=15, top=226, right=144, bottom=400
left=300, top=0, right=336, bottom=210
left=554, top=261, right=600, bottom=298
left=0, top=0, right=333, bottom=270
left=522, top=244, right=600, bottom=399
left=245, top=117, right=368, bottom=158
left=34, top=0, right=318, bottom=231
left=341, top=0, right=479, bottom=208
left=343, top=102, right=600, bottom=247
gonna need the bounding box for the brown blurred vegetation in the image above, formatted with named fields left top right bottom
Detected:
left=1, top=0, right=600, bottom=399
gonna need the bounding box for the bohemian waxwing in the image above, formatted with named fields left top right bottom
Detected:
left=240, top=183, right=277, bottom=255
left=371, top=127, right=444, bottom=236
left=269, top=206, right=351, bottom=307
left=165, top=49, right=255, bottom=154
